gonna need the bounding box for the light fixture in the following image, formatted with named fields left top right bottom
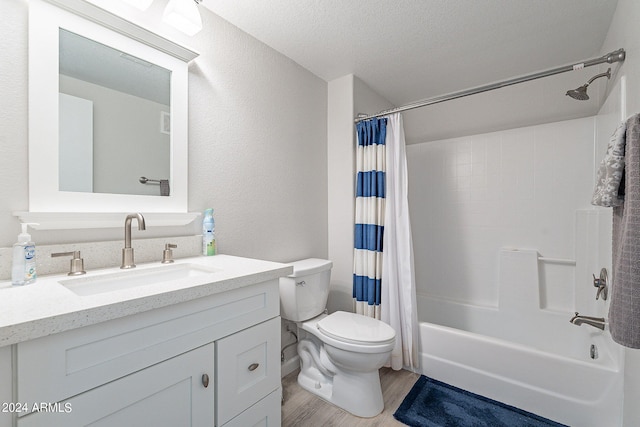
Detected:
left=163, top=0, right=203, bottom=36
left=121, top=0, right=155, bottom=11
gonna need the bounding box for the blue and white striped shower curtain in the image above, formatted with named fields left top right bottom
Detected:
left=353, top=114, right=419, bottom=369
left=353, top=118, right=387, bottom=319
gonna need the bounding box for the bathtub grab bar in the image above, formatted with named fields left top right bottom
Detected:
left=537, top=256, right=576, bottom=265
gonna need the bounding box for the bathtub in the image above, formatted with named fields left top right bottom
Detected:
left=414, top=245, right=624, bottom=426
left=417, top=294, right=623, bottom=427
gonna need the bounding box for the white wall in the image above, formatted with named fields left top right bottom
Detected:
left=408, top=117, right=596, bottom=312
left=327, top=75, right=355, bottom=313
left=598, top=0, right=640, bottom=424
left=0, top=0, right=327, bottom=264
left=0, top=0, right=29, bottom=250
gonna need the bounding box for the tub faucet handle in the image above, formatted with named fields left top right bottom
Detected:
left=593, top=268, right=608, bottom=301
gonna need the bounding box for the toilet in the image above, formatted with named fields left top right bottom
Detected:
left=279, top=258, right=396, bottom=418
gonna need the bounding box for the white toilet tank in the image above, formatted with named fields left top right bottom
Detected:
left=279, top=258, right=333, bottom=322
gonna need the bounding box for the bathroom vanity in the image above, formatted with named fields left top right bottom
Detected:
left=0, top=255, right=291, bottom=427
left=6, top=2, right=292, bottom=424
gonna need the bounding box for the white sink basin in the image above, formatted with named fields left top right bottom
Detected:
left=60, top=263, right=219, bottom=296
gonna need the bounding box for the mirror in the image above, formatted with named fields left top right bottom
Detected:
left=28, top=0, right=189, bottom=213
left=59, top=29, right=171, bottom=196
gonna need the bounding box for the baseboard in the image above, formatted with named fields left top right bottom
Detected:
left=281, top=355, right=300, bottom=378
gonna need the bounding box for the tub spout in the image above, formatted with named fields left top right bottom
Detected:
left=569, top=312, right=605, bottom=330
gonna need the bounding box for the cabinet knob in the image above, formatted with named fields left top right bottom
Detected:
left=248, top=363, right=259, bottom=371
left=202, top=373, right=210, bottom=388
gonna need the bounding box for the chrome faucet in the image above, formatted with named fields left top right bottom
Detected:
left=121, top=213, right=146, bottom=269
left=593, top=268, right=608, bottom=300
left=569, top=312, right=606, bottom=330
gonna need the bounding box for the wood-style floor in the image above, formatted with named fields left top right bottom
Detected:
left=281, top=367, right=420, bottom=427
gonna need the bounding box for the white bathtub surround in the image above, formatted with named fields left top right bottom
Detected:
left=415, top=210, right=623, bottom=427
left=408, top=117, right=624, bottom=426
left=380, top=113, right=419, bottom=370
left=408, top=117, right=596, bottom=310
left=418, top=242, right=615, bottom=354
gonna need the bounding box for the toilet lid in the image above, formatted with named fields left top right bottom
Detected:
left=316, top=311, right=396, bottom=345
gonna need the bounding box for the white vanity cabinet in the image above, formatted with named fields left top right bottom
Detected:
left=0, top=346, right=11, bottom=427
left=18, top=343, right=215, bottom=426
left=11, top=279, right=282, bottom=427
left=217, top=317, right=282, bottom=426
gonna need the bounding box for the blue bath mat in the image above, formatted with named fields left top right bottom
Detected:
left=394, top=376, right=568, bottom=427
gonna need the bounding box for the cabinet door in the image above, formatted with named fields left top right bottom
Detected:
left=216, top=317, right=281, bottom=426
left=223, top=388, right=281, bottom=427
left=18, top=344, right=214, bottom=427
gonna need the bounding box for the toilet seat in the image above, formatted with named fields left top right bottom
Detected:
left=316, top=311, right=396, bottom=346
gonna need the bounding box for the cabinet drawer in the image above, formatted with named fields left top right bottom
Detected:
left=17, top=280, right=278, bottom=407
left=222, top=388, right=282, bottom=427
left=216, top=317, right=281, bottom=426
left=18, top=343, right=215, bottom=427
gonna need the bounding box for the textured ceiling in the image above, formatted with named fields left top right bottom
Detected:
left=202, top=0, right=620, bottom=142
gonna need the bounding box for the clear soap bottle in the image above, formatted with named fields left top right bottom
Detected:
left=11, top=223, right=37, bottom=286
left=202, top=208, right=216, bottom=256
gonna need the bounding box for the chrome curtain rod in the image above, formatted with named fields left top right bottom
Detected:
left=354, top=48, right=626, bottom=123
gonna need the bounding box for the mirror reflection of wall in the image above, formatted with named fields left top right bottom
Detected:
left=58, top=29, right=171, bottom=196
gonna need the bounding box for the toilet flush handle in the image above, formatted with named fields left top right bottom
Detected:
left=296, top=280, right=306, bottom=286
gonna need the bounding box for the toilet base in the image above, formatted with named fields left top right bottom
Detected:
left=297, top=345, right=385, bottom=418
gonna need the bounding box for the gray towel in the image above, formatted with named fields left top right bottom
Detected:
left=609, top=113, right=640, bottom=348
left=592, top=121, right=626, bottom=207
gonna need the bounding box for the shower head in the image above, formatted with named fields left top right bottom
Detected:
left=566, top=68, right=612, bottom=101
left=566, top=84, right=590, bottom=100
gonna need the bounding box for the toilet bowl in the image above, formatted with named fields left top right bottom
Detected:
left=279, top=258, right=396, bottom=418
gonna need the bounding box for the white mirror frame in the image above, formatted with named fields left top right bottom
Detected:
left=28, top=0, right=189, bottom=214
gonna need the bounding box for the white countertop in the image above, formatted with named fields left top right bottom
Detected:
left=0, top=255, right=292, bottom=347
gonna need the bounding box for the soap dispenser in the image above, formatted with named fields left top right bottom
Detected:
left=11, top=223, right=38, bottom=286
